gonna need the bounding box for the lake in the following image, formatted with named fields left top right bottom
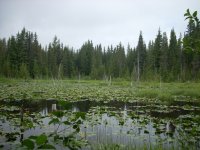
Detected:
left=0, top=99, right=200, bottom=149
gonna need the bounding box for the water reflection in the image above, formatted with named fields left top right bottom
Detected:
left=52, top=103, right=57, bottom=111
left=1, top=99, right=200, bottom=149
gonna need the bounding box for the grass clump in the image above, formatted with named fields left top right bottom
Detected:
left=135, top=89, right=158, bottom=99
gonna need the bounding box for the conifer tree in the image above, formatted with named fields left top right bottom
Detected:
left=153, top=29, right=162, bottom=76
left=160, top=32, right=168, bottom=80
left=136, top=32, right=146, bottom=80
left=168, top=29, right=178, bottom=79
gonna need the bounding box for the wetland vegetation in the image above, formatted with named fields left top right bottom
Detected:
left=0, top=79, right=200, bottom=149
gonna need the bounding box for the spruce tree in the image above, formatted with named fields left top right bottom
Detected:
left=168, top=29, right=178, bottom=80
left=79, top=40, right=94, bottom=76
left=160, top=32, right=168, bottom=81
left=136, top=31, right=146, bottom=80
left=153, top=29, right=162, bottom=76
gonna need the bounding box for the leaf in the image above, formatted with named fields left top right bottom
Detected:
left=38, top=144, right=56, bottom=149
left=58, top=100, right=71, bottom=110
left=190, top=19, right=195, bottom=24
left=29, top=136, right=37, bottom=140
left=144, top=130, right=149, bottom=134
left=63, top=120, right=71, bottom=125
left=74, top=112, right=86, bottom=120
left=62, top=133, right=76, bottom=146
left=48, top=118, right=59, bottom=125
left=63, top=136, right=72, bottom=146
left=193, top=11, right=197, bottom=17
left=54, top=135, right=62, bottom=142
left=194, top=17, right=199, bottom=24
left=73, top=124, right=78, bottom=129
left=185, top=16, right=192, bottom=20
left=52, top=110, right=64, bottom=118
left=119, top=120, right=124, bottom=126
left=22, top=139, right=35, bottom=149
left=76, top=119, right=82, bottom=124
left=36, top=134, right=47, bottom=145
left=187, top=9, right=190, bottom=15
left=184, top=13, right=188, bottom=17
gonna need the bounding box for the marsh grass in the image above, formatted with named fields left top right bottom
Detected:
left=133, top=82, right=200, bottom=102
left=135, top=89, right=158, bottom=99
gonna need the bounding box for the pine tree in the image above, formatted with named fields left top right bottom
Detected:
left=48, top=36, right=61, bottom=78
left=79, top=40, right=94, bottom=76
left=7, top=36, right=18, bottom=76
left=0, top=38, right=7, bottom=76
left=16, top=28, right=28, bottom=66
left=168, top=29, right=178, bottom=80
left=62, top=46, right=74, bottom=78
left=145, top=41, right=155, bottom=80
left=91, top=44, right=104, bottom=79
left=126, top=44, right=136, bottom=77
left=177, top=34, right=183, bottom=81
left=153, top=29, right=162, bottom=76
left=160, top=32, right=168, bottom=80
left=136, top=32, right=146, bottom=81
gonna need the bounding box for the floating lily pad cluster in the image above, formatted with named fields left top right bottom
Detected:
left=1, top=80, right=200, bottom=103
left=0, top=80, right=200, bottom=149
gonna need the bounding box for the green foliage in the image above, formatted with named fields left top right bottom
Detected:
left=19, top=63, right=29, bottom=79
left=22, top=139, right=35, bottom=149
left=153, top=28, right=162, bottom=74
left=78, top=40, right=94, bottom=76
left=52, top=110, right=64, bottom=118
left=0, top=9, right=200, bottom=81
left=91, top=44, right=104, bottom=79
left=136, top=32, right=146, bottom=81
left=183, top=9, right=200, bottom=52
left=160, top=32, right=168, bottom=80
left=18, top=100, right=87, bottom=149
left=74, top=112, right=86, bottom=120
left=58, top=100, right=71, bottom=110
left=38, top=144, right=56, bottom=149
left=1, top=79, right=200, bottom=103
left=22, top=134, right=55, bottom=150
left=48, top=118, right=59, bottom=125
left=36, top=134, right=47, bottom=146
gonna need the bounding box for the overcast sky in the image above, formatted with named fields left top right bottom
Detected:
left=0, top=0, right=199, bottom=49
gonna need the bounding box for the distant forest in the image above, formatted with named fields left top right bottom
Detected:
left=0, top=12, right=199, bottom=81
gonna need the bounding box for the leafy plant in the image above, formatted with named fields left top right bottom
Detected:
left=183, top=9, right=200, bottom=52
left=22, top=134, right=55, bottom=149
left=46, top=100, right=88, bottom=149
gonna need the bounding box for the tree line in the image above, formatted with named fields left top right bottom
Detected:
left=0, top=14, right=199, bottom=81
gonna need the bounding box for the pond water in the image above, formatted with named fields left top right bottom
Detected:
left=0, top=99, right=200, bottom=149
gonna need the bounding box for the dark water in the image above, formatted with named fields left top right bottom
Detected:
left=0, top=99, right=200, bottom=149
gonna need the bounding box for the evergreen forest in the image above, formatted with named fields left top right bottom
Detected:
left=0, top=10, right=199, bottom=82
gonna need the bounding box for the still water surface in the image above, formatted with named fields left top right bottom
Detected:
left=0, top=99, right=200, bottom=149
